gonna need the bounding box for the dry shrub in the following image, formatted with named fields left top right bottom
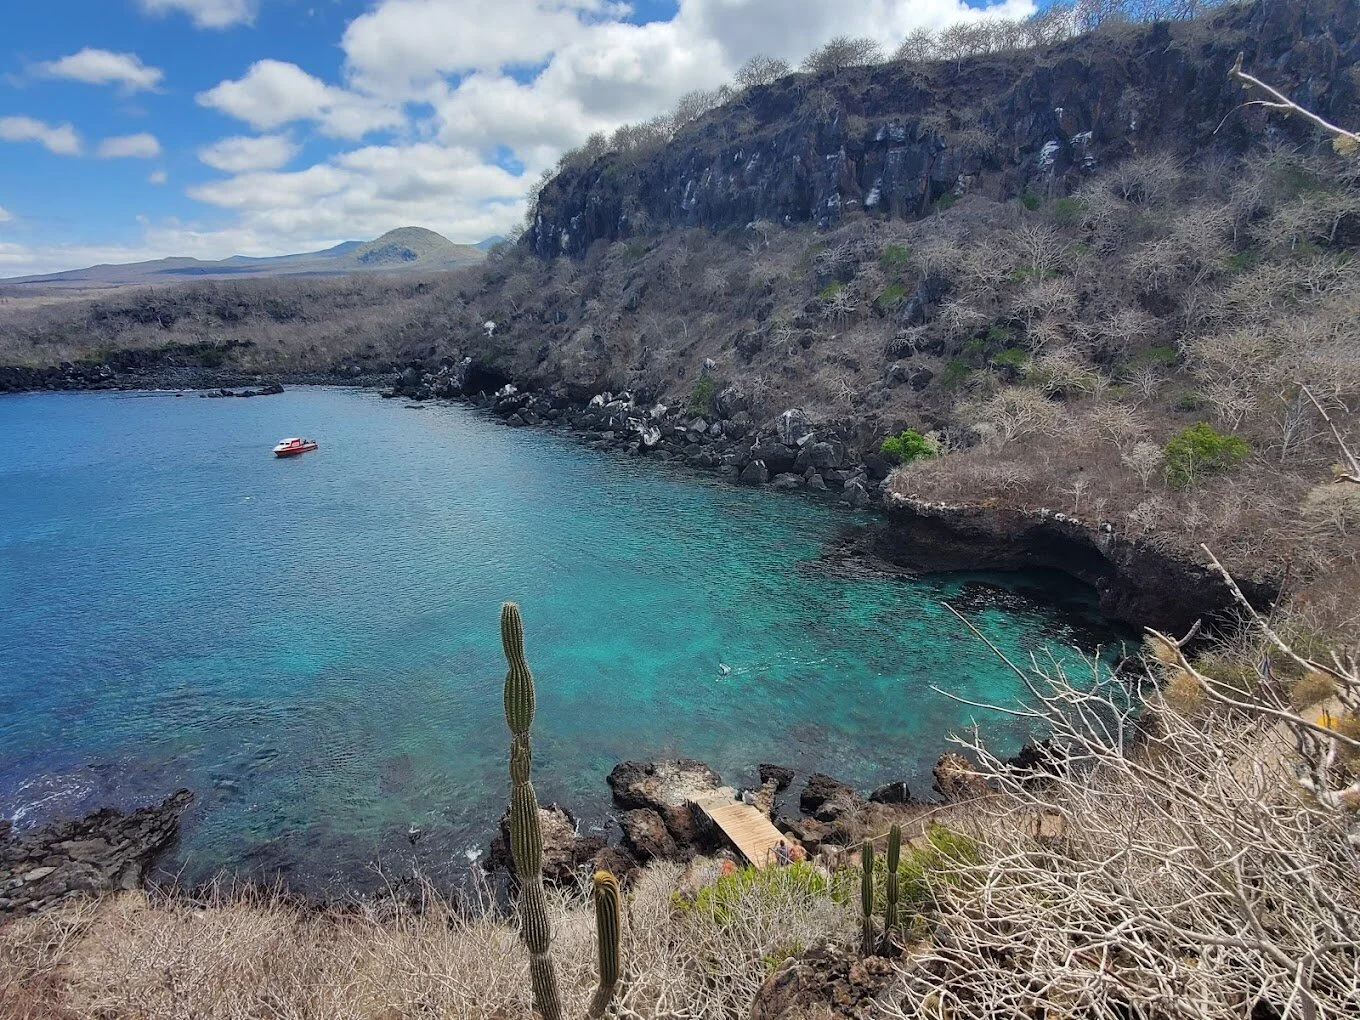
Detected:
left=1291, top=670, right=1338, bottom=710
left=0, top=864, right=854, bottom=1020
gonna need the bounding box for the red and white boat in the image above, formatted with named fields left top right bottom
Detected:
left=273, top=437, right=318, bottom=457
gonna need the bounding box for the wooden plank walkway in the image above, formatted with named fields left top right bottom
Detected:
left=696, top=797, right=789, bottom=869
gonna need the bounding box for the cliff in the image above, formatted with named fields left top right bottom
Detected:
left=528, top=0, right=1359, bottom=257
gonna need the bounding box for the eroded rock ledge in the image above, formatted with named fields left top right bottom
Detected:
left=1, top=790, right=192, bottom=917
left=827, top=493, right=1278, bottom=635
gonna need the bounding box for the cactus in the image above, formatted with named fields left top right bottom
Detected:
left=588, top=870, right=622, bottom=1018
left=860, top=839, right=875, bottom=956
left=501, top=602, right=563, bottom=1020
left=882, top=824, right=902, bottom=952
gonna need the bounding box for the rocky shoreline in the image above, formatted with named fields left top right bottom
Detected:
left=1, top=790, right=192, bottom=917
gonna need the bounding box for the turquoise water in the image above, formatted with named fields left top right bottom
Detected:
left=0, top=389, right=1128, bottom=890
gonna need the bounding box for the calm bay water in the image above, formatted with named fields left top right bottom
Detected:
left=0, top=388, right=1128, bottom=890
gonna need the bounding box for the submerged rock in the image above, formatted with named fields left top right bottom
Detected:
left=799, top=773, right=865, bottom=822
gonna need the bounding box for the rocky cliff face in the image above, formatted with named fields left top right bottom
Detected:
left=528, top=0, right=1359, bottom=258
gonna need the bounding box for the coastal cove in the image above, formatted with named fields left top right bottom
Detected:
left=0, top=388, right=1131, bottom=893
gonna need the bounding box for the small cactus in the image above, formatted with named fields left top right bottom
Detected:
left=588, top=870, right=622, bottom=1018
left=501, top=602, right=562, bottom=1020
left=882, top=824, right=902, bottom=952
left=860, top=839, right=875, bottom=956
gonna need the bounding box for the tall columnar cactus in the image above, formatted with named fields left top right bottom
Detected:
left=860, top=839, right=876, bottom=957
left=882, top=824, right=902, bottom=952
left=588, top=870, right=622, bottom=1018
left=501, top=602, right=563, bottom=1020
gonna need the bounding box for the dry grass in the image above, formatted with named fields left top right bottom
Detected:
left=0, top=863, right=855, bottom=1020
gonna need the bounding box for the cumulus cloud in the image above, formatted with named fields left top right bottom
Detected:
left=97, top=133, right=163, bottom=159
left=0, top=205, right=11, bottom=223
left=12, top=0, right=1043, bottom=278
left=137, top=0, right=257, bottom=29
left=37, top=48, right=164, bottom=92
left=198, top=133, right=299, bottom=172
left=187, top=142, right=526, bottom=243
left=196, top=60, right=404, bottom=138
left=341, top=0, right=629, bottom=97
left=0, top=116, right=82, bottom=156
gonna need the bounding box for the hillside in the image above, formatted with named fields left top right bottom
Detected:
left=0, top=227, right=486, bottom=289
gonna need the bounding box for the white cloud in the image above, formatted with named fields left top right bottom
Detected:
left=8, top=0, right=1045, bottom=278
left=0, top=116, right=81, bottom=156
left=198, top=133, right=298, bottom=172
left=0, top=205, right=11, bottom=223
left=37, top=48, right=164, bottom=92
left=148, top=170, right=169, bottom=184
left=97, top=133, right=162, bottom=159
left=196, top=60, right=403, bottom=138
left=341, top=0, right=627, bottom=97
left=137, top=0, right=257, bottom=29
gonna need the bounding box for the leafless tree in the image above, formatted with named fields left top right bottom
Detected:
left=733, top=54, right=791, bottom=91
left=801, top=36, right=885, bottom=74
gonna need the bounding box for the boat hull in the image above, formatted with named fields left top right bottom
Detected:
left=274, top=443, right=317, bottom=457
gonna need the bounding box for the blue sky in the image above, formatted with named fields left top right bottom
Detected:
left=0, top=0, right=1036, bottom=278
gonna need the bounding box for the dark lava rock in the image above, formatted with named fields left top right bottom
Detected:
left=778, top=816, right=833, bottom=854
left=771, top=472, right=804, bottom=491
left=0, top=819, right=9, bottom=843
left=863, top=453, right=893, bottom=482
left=749, top=441, right=797, bottom=475
left=589, top=845, right=641, bottom=887
left=751, top=942, right=897, bottom=1020
left=487, top=803, right=605, bottom=885
left=776, top=409, right=814, bottom=447
left=1, top=790, right=192, bottom=917
left=868, top=780, right=912, bottom=805
left=739, top=460, right=769, bottom=485
left=607, top=759, right=724, bottom=814
left=799, top=773, right=864, bottom=818
left=758, top=764, right=795, bottom=793
left=842, top=479, right=871, bottom=509
left=619, top=809, right=678, bottom=862
left=933, top=752, right=988, bottom=802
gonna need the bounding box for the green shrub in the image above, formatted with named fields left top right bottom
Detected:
left=942, top=359, right=972, bottom=389
left=874, top=281, right=908, bottom=313
left=880, top=428, right=938, bottom=465
left=1135, top=345, right=1178, bottom=368
left=1019, top=190, right=1043, bottom=211
left=817, top=280, right=845, bottom=301
left=1052, top=196, right=1086, bottom=227
left=679, top=862, right=829, bottom=927
left=986, top=325, right=1013, bottom=345
left=991, top=348, right=1029, bottom=373
left=880, top=244, right=911, bottom=271
left=1223, top=250, right=1260, bottom=273
left=689, top=374, right=716, bottom=415
left=932, top=193, right=957, bottom=213
left=1163, top=422, right=1250, bottom=486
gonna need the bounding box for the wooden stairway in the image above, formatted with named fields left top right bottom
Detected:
left=695, top=796, right=789, bottom=869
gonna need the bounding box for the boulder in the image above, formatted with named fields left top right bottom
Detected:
left=739, top=460, right=769, bottom=485
left=751, top=943, right=898, bottom=1020
left=749, top=441, right=797, bottom=475
left=863, top=454, right=893, bottom=482
left=934, top=752, right=988, bottom=802
left=777, top=816, right=832, bottom=854
left=590, top=845, right=641, bottom=887
left=487, top=803, right=605, bottom=885
left=776, top=409, right=814, bottom=447
left=1, top=790, right=192, bottom=917
left=771, top=473, right=804, bottom=491
left=758, top=764, right=795, bottom=793
left=807, top=473, right=827, bottom=491
left=606, top=760, right=724, bottom=815
left=799, top=773, right=865, bottom=819
left=619, top=809, right=679, bottom=862
left=868, top=781, right=912, bottom=805
left=842, top=479, right=871, bottom=509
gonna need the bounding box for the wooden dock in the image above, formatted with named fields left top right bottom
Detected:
left=696, top=796, right=789, bottom=869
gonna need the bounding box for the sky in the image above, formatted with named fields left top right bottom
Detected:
left=0, top=0, right=1038, bottom=278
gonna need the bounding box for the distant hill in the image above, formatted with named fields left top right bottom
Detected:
left=2, top=227, right=488, bottom=288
